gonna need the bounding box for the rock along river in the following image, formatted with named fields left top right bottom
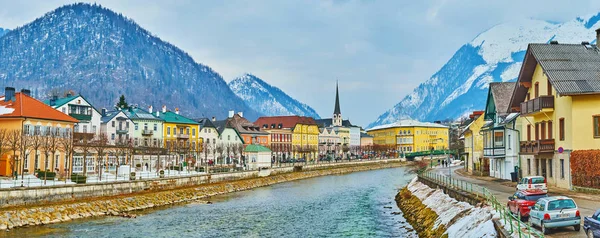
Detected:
left=4, top=167, right=417, bottom=238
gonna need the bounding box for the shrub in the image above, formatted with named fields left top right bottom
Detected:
left=36, top=171, right=56, bottom=180
left=571, top=150, right=600, bottom=188
left=71, top=174, right=87, bottom=184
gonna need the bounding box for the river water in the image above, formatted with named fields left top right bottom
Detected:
left=6, top=167, right=417, bottom=238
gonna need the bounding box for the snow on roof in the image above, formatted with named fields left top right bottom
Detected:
left=366, top=119, right=447, bottom=131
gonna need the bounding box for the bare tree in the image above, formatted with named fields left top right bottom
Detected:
left=75, top=133, right=93, bottom=175
left=203, top=140, right=211, bottom=167
left=60, top=130, right=74, bottom=179
left=215, top=143, right=224, bottom=166
left=30, top=132, right=43, bottom=173
left=18, top=132, right=33, bottom=179
left=41, top=130, right=53, bottom=184
left=92, top=133, right=109, bottom=181
left=0, top=129, right=7, bottom=168
left=6, top=129, right=20, bottom=179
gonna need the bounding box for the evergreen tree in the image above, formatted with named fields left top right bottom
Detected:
left=116, top=95, right=129, bottom=109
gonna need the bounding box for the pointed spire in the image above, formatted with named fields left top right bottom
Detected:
left=334, top=80, right=341, bottom=115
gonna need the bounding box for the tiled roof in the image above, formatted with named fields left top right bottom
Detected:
left=158, top=111, right=199, bottom=125
left=43, top=94, right=79, bottom=108
left=254, top=116, right=317, bottom=130
left=228, top=114, right=268, bottom=135
left=526, top=43, right=600, bottom=95
left=489, top=82, right=516, bottom=115
left=0, top=92, right=79, bottom=123
left=367, top=119, right=447, bottom=131
left=101, top=110, right=131, bottom=123
left=196, top=118, right=216, bottom=129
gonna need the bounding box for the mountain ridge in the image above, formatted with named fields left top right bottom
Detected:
left=0, top=3, right=260, bottom=120
left=368, top=14, right=600, bottom=128
left=229, top=73, right=321, bottom=119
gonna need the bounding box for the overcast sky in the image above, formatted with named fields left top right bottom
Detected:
left=1, top=0, right=600, bottom=126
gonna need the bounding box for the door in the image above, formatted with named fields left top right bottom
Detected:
left=541, top=159, right=547, bottom=178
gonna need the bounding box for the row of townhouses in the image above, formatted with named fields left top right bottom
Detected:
left=0, top=83, right=372, bottom=177
left=460, top=28, right=600, bottom=190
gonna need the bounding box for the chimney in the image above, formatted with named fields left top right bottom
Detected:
left=550, top=40, right=558, bottom=45
left=156, top=111, right=160, bottom=117
left=50, top=95, right=58, bottom=106
left=212, top=116, right=216, bottom=122
left=66, top=93, right=72, bottom=97
left=237, top=111, right=243, bottom=118
left=175, top=108, right=179, bottom=115
left=101, top=108, right=107, bottom=117
left=21, top=89, right=31, bottom=96
left=162, top=105, right=167, bottom=113
left=4, top=87, right=15, bottom=102
left=148, top=105, right=153, bottom=113
left=228, top=110, right=234, bottom=118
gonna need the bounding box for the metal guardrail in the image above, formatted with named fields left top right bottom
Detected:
left=420, top=171, right=545, bottom=238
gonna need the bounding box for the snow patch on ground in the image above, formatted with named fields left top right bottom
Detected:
left=407, top=178, right=497, bottom=237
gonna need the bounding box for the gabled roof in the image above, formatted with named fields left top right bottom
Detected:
left=510, top=43, right=600, bottom=109
left=43, top=94, right=102, bottom=114
left=254, top=116, right=317, bottom=130
left=360, top=132, right=373, bottom=138
left=101, top=110, right=131, bottom=123
left=196, top=118, right=216, bottom=129
left=122, top=107, right=163, bottom=122
left=315, top=118, right=355, bottom=128
left=158, top=111, right=199, bottom=125
left=227, top=114, right=268, bottom=135
left=244, top=144, right=272, bottom=153
left=213, top=119, right=245, bottom=143
left=0, top=92, right=79, bottom=123
left=491, top=82, right=516, bottom=114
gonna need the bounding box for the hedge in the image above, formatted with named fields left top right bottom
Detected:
left=570, top=150, right=600, bottom=189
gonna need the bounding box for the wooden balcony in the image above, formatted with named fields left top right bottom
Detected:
left=177, top=134, right=190, bottom=139
left=483, top=147, right=506, bottom=157
left=520, top=139, right=555, bottom=155
left=520, top=96, right=554, bottom=115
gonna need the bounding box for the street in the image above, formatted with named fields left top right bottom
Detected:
left=432, top=166, right=598, bottom=238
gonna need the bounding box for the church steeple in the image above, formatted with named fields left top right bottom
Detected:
left=333, top=80, right=342, bottom=127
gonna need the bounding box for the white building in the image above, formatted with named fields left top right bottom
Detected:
left=100, top=109, right=135, bottom=145
left=244, top=144, right=272, bottom=170
left=45, top=94, right=102, bottom=139
left=197, top=117, right=220, bottom=163
left=349, top=126, right=361, bottom=147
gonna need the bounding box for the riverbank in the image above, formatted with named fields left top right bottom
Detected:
left=0, top=160, right=407, bottom=231
left=395, top=178, right=497, bottom=238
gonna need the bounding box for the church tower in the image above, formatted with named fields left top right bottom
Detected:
left=333, top=81, right=342, bottom=127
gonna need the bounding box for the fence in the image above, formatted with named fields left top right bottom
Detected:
left=420, top=171, right=545, bottom=238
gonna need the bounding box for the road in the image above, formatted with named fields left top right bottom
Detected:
left=432, top=166, right=597, bottom=238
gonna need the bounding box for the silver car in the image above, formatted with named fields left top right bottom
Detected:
left=529, top=196, right=581, bottom=235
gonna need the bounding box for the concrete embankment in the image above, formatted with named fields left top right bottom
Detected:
left=395, top=178, right=497, bottom=238
left=0, top=160, right=405, bottom=230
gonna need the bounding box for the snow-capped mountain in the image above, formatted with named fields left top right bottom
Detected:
left=0, top=3, right=259, bottom=120
left=229, top=74, right=320, bottom=119
left=368, top=12, right=600, bottom=128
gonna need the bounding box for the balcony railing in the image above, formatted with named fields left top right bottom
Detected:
left=483, top=147, right=506, bottom=157
left=520, top=139, right=555, bottom=155
left=177, top=134, right=190, bottom=139
left=142, top=129, right=153, bottom=136
left=520, top=96, right=554, bottom=115
left=69, top=113, right=92, bottom=121
left=116, top=129, right=128, bottom=134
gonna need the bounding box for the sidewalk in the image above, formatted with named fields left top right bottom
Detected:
left=454, top=168, right=600, bottom=202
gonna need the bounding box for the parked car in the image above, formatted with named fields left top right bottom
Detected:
left=529, top=196, right=581, bottom=235
left=584, top=209, right=600, bottom=238
left=517, top=176, right=548, bottom=193
left=507, top=189, right=548, bottom=221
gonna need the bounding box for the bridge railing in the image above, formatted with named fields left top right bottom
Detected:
left=420, top=171, right=544, bottom=238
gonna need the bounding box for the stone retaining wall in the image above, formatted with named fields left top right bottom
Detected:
left=0, top=159, right=400, bottom=208
left=0, top=160, right=405, bottom=230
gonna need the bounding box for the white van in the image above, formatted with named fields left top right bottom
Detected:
left=517, top=176, right=548, bottom=193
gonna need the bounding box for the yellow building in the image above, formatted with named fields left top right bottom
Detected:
left=460, top=111, right=485, bottom=174
left=254, top=116, right=319, bottom=160
left=509, top=42, right=600, bottom=189
left=367, top=119, right=449, bottom=156
left=0, top=88, right=78, bottom=177
left=157, top=107, right=202, bottom=164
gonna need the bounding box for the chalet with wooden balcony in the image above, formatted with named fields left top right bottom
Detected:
left=508, top=37, right=600, bottom=189
left=45, top=94, right=102, bottom=140
left=481, top=82, right=520, bottom=180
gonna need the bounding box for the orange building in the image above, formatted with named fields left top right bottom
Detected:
left=0, top=87, right=78, bottom=177
left=225, top=111, right=269, bottom=147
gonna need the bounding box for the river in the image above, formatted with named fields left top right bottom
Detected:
left=4, top=167, right=417, bottom=238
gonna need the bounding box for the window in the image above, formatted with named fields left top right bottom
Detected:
left=535, top=123, right=539, bottom=140
left=508, top=135, right=511, bottom=150
left=154, top=124, right=157, bottom=131
left=35, top=154, right=39, bottom=170
left=167, top=127, right=171, bottom=135
left=535, top=159, right=539, bottom=175
left=527, top=125, right=531, bottom=141
left=111, top=133, right=115, bottom=140
left=559, top=118, right=565, bottom=141
left=23, top=124, right=31, bottom=135
left=126, top=122, right=129, bottom=128
left=228, top=135, right=231, bottom=141
left=135, top=123, right=139, bottom=130
left=192, top=128, right=196, bottom=136
left=92, top=126, right=97, bottom=134
left=186, top=128, right=190, bottom=135
left=74, top=125, right=79, bottom=133
left=83, top=125, right=87, bottom=133
left=527, top=93, right=530, bottom=101
left=541, top=121, right=546, bottom=140
left=547, top=79, right=552, bottom=96
left=494, top=131, right=504, bottom=147
left=55, top=155, right=59, bottom=169
left=594, top=116, right=600, bottom=138
left=534, top=82, right=539, bottom=98
left=560, top=159, right=565, bottom=179
left=548, top=159, right=553, bottom=178
left=112, top=121, right=115, bottom=127
left=548, top=121, right=552, bottom=139
left=144, top=123, right=148, bottom=130
left=180, top=128, right=184, bottom=135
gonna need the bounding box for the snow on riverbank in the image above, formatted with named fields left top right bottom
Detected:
left=407, top=178, right=497, bottom=237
